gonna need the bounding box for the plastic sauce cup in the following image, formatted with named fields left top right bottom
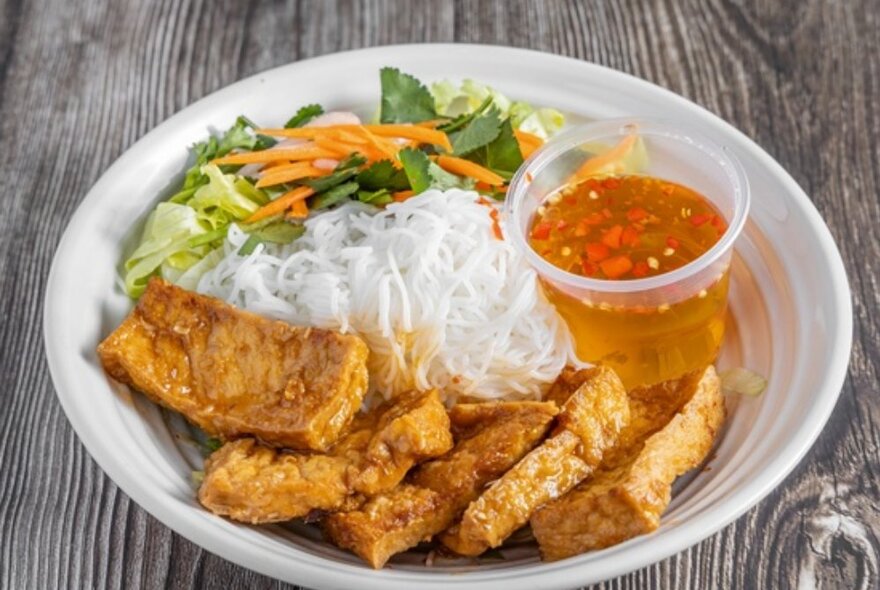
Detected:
left=506, top=119, right=750, bottom=388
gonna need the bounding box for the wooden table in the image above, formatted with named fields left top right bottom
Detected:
left=2, top=1, right=877, bottom=588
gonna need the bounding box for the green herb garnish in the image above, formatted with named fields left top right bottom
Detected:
left=285, top=104, right=324, bottom=129
left=356, top=160, right=410, bottom=191
left=311, top=181, right=361, bottom=210
left=379, top=67, right=437, bottom=123
left=398, top=148, right=432, bottom=194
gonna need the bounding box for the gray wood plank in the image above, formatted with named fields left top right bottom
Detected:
left=0, top=0, right=877, bottom=588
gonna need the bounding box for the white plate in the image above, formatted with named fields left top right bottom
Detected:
left=43, top=44, right=852, bottom=589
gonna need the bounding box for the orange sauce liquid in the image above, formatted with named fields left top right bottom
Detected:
left=529, top=175, right=729, bottom=388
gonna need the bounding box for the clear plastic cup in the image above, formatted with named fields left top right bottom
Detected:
left=505, top=118, right=750, bottom=388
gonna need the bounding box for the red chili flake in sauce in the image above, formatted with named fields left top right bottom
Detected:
left=666, top=236, right=680, bottom=249
left=621, top=225, right=640, bottom=247
left=690, top=213, right=711, bottom=227
left=626, top=206, right=648, bottom=222
left=580, top=259, right=598, bottom=276
left=631, top=260, right=650, bottom=277
left=531, top=221, right=553, bottom=240
left=599, top=255, right=633, bottom=279
left=585, top=242, right=611, bottom=262
left=602, top=178, right=621, bottom=190
left=557, top=220, right=569, bottom=231
left=710, top=215, right=727, bottom=233
left=601, top=225, right=623, bottom=249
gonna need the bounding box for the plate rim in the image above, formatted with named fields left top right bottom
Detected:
left=43, top=43, right=853, bottom=589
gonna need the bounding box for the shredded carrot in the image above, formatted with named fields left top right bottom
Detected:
left=287, top=199, right=309, bottom=219
left=363, top=125, right=452, bottom=152
left=262, top=159, right=294, bottom=171
left=258, top=124, right=452, bottom=152
left=436, top=155, right=505, bottom=186
left=212, top=147, right=337, bottom=165
left=354, top=127, right=401, bottom=162
left=477, top=197, right=504, bottom=240
left=392, top=190, right=415, bottom=202
left=256, top=161, right=315, bottom=175
left=572, top=134, right=637, bottom=180
left=257, top=128, right=320, bottom=138
left=475, top=181, right=508, bottom=193
left=313, top=136, right=374, bottom=159
left=514, top=129, right=544, bottom=158
left=255, top=165, right=325, bottom=188
left=245, top=186, right=315, bottom=223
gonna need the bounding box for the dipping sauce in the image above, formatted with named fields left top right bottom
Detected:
left=529, top=174, right=729, bottom=388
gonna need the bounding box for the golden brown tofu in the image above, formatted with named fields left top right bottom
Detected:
left=530, top=366, right=725, bottom=561
left=198, top=390, right=452, bottom=524
left=440, top=367, right=629, bottom=556
left=322, top=401, right=557, bottom=568
left=97, top=278, right=369, bottom=451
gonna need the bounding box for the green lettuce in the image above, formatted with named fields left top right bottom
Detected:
left=431, top=79, right=564, bottom=139
left=123, top=203, right=209, bottom=297
left=189, top=164, right=263, bottom=227
left=123, top=164, right=266, bottom=297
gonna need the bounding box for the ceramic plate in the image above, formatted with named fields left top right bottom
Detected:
left=43, top=44, right=852, bottom=589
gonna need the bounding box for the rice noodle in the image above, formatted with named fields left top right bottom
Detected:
left=197, top=189, right=577, bottom=402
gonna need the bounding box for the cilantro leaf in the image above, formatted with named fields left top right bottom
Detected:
left=311, top=181, right=360, bottom=210
left=471, top=119, right=524, bottom=178
left=398, top=148, right=431, bottom=194
left=449, top=107, right=502, bottom=156
left=379, top=67, right=437, bottom=123
left=427, top=163, right=473, bottom=191
left=356, top=160, right=410, bottom=191
left=304, top=154, right=367, bottom=193
left=285, top=104, right=324, bottom=128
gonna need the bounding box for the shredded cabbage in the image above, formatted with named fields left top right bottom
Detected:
left=189, top=164, right=261, bottom=228
left=123, top=203, right=208, bottom=297
left=123, top=164, right=264, bottom=297
left=431, top=79, right=565, bottom=139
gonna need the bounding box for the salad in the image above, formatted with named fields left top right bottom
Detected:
left=123, top=68, right=565, bottom=297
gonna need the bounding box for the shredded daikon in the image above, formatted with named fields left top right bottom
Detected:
left=197, top=189, right=577, bottom=402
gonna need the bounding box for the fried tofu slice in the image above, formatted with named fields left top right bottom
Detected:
left=322, top=401, right=558, bottom=568
left=440, top=366, right=630, bottom=556
left=198, top=390, right=453, bottom=524
left=530, top=366, right=725, bottom=561
left=97, top=278, right=369, bottom=451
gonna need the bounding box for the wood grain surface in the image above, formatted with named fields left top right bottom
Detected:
left=1, top=0, right=878, bottom=588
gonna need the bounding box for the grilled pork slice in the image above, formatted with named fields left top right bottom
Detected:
left=530, top=366, right=725, bottom=561
left=198, top=389, right=453, bottom=524
left=97, top=278, right=369, bottom=451
left=440, top=366, right=630, bottom=556
left=322, top=401, right=558, bottom=569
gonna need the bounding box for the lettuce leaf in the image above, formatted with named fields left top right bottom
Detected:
left=431, top=79, right=564, bottom=139
left=123, top=203, right=209, bottom=297
left=188, top=164, right=262, bottom=228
